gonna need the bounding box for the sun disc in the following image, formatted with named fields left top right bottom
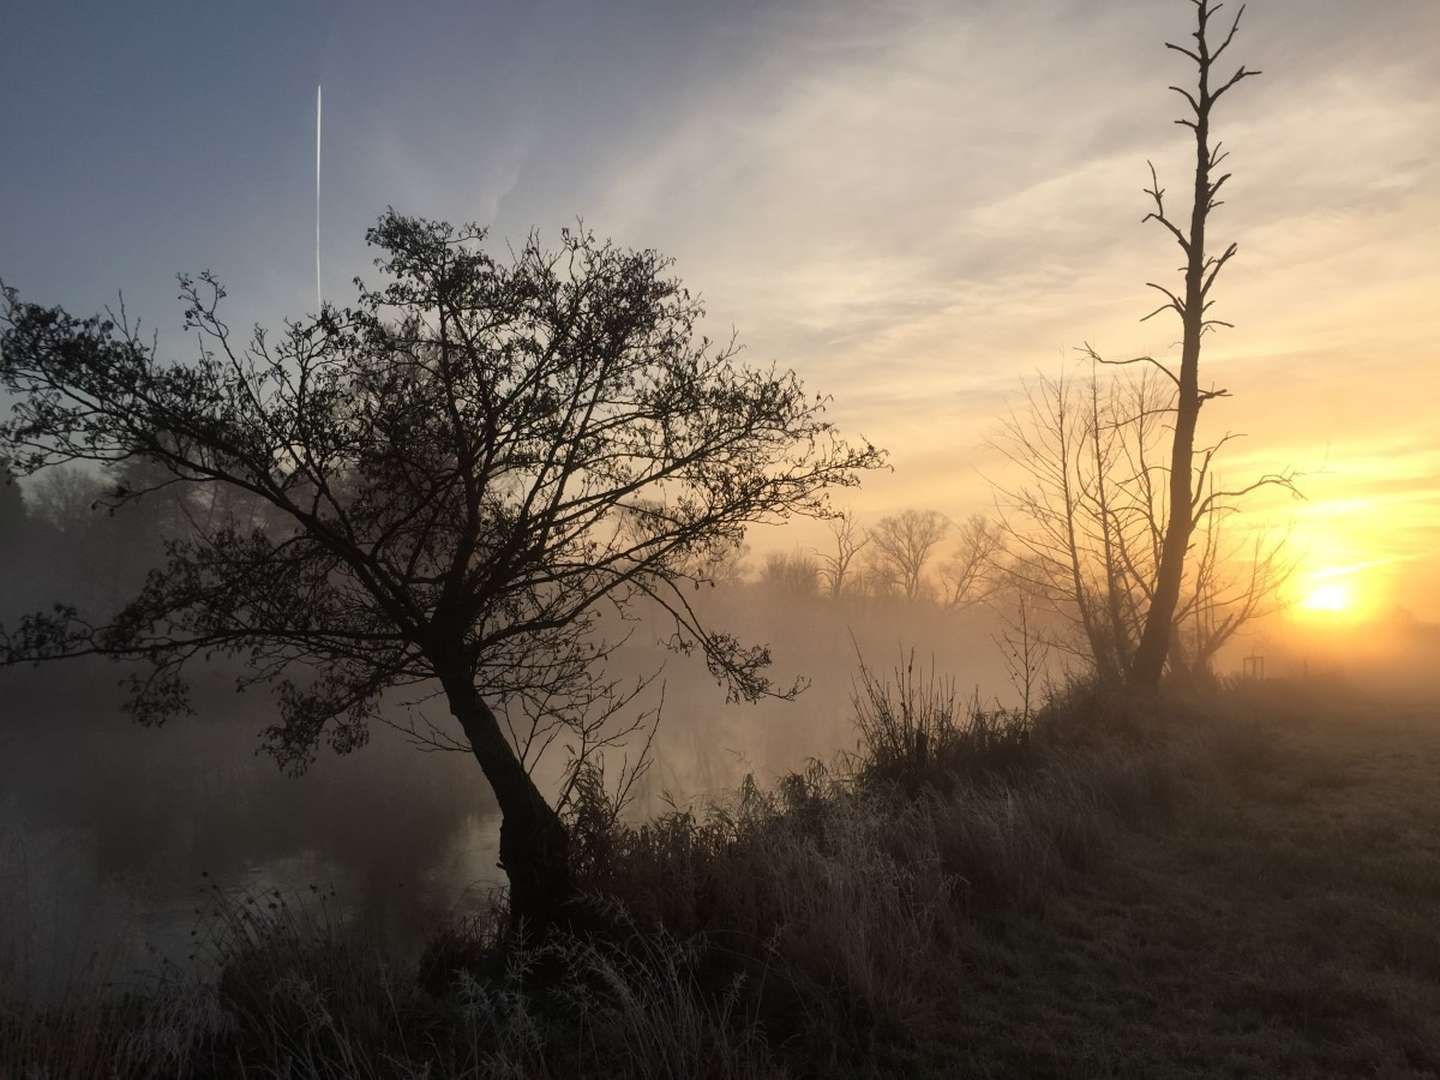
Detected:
left=1302, top=581, right=1352, bottom=613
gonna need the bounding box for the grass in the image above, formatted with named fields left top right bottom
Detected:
left=4, top=673, right=1440, bottom=1077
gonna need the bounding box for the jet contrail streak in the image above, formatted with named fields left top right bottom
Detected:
left=315, top=84, right=323, bottom=312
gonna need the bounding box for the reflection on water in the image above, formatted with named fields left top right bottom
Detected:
left=1, top=815, right=503, bottom=1000
left=0, top=671, right=509, bottom=1000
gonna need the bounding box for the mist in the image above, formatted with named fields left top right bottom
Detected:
left=3, top=1, right=1439, bottom=1075
left=0, top=485, right=1025, bottom=993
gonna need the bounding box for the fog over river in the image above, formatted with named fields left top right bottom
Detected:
left=0, top=595, right=1010, bottom=998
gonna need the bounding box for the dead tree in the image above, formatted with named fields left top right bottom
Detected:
left=1105, top=0, right=1264, bottom=690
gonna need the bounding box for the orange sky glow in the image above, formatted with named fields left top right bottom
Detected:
left=606, top=3, right=1440, bottom=632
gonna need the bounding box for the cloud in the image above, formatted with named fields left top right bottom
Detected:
left=546, top=1, right=1440, bottom=611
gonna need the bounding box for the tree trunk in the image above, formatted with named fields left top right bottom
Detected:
left=440, top=673, right=576, bottom=936
left=1126, top=0, right=1261, bottom=692
left=1129, top=110, right=1213, bottom=694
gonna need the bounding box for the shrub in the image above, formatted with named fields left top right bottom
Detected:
left=851, top=650, right=1037, bottom=794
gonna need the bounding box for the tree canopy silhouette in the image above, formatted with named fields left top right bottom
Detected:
left=0, top=211, right=884, bottom=932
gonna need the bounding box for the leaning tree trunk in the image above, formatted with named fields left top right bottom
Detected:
left=440, top=672, right=575, bottom=936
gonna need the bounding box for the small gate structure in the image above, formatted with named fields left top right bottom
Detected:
left=1242, top=654, right=1266, bottom=680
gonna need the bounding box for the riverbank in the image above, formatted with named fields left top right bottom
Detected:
left=5, top=676, right=1437, bottom=1078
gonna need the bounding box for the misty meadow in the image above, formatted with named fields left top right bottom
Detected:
left=2, top=1, right=1439, bottom=1077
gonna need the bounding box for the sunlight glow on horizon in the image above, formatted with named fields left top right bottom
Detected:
left=1290, top=561, right=1383, bottom=622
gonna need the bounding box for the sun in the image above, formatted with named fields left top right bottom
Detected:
left=1301, top=580, right=1354, bottom=614
left=1292, top=558, right=1389, bottom=621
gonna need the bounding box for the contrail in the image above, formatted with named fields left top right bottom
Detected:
left=315, top=84, right=323, bottom=312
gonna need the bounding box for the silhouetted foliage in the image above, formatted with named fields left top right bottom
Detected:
left=0, top=212, right=884, bottom=932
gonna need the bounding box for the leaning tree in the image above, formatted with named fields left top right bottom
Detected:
left=0, top=211, right=884, bottom=933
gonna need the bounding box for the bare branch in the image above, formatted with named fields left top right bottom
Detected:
left=1168, top=84, right=1201, bottom=115
left=1201, top=242, right=1238, bottom=296
left=1210, top=2, right=1248, bottom=62
left=1142, top=161, right=1191, bottom=253
left=1082, top=342, right=1180, bottom=388
left=1212, top=65, right=1262, bottom=103
left=1164, top=41, right=1201, bottom=64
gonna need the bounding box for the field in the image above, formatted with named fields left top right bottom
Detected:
left=908, top=693, right=1440, bottom=1078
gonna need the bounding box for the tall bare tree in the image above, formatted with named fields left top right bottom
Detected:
left=1105, top=0, right=1263, bottom=690
left=0, top=212, right=883, bottom=934
left=991, top=371, right=1128, bottom=682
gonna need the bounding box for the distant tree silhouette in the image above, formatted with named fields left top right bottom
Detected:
left=25, top=466, right=121, bottom=610
left=940, top=514, right=1002, bottom=609
left=1088, top=1, right=1292, bottom=691
left=690, top=538, right=751, bottom=591
left=817, top=511, right=868, bottom=599
left=760, top=549, right=821, bottom=600
left=866, top=509, right=949, bottom=602
left=0, top=212, right=883, bottom=934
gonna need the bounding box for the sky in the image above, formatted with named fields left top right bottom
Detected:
left=3, top=0, right=1438, bottom=620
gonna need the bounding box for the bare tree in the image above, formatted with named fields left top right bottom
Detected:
left=1173, top=487, right=1294, bottom=677
left=990, top=365, right=1291, bottom=684
left=0, top=212, right=883, bottom=934
left=995, top=594, right=1050, bottom=722
left=866, top=509, right=950, bottom=602
left=1092, top=0, right=1274, bottom=690
left=940, top=514, right=1003, bottom=609
left=817, top=511, right=868, bottom=599
left=990, top=372, right=1119, bottom=679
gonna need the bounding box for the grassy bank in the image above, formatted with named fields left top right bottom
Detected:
left=5, top=673, right=1438, bottom=1078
